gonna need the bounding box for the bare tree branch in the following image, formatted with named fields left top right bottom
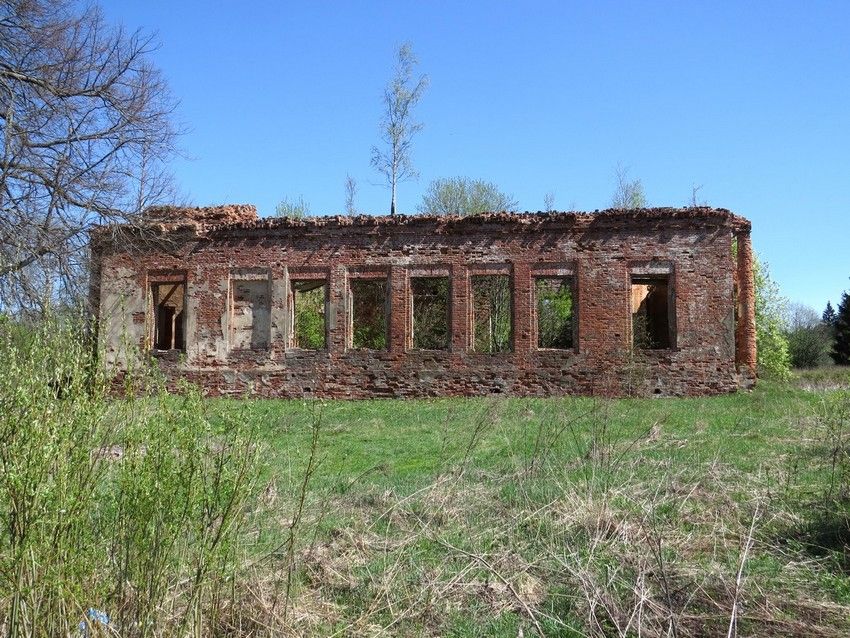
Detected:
left=344, top=174, right=357, bottom=216
left=0, top=0, right=180, bottom=313
left=611, top=164, right=647, bottom=210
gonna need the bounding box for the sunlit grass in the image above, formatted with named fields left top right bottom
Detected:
left=205, top=379, right=850, bottom=636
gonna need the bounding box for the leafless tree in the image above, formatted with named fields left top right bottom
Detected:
left=371, top=43, right=428, bottom=216
left=543, top=191, right=556, bottom=212
left=344, top=174, right=358, bottom=215
left=0, top=0, right=179, bottom=313
left=611, top=164, right=647, bottom=209
left=786, top=302, right=821, bottom=331
left=471, top=274, right=512, bottom=353
left=689, top=183, right=707, bottom=207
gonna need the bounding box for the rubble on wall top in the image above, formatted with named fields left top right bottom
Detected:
left=142, top=204, right=258, bottom=225
left=210, top=206, right=751, bottom=233
left=116, top=205, right=750, bottom=237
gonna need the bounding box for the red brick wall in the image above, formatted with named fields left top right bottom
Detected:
left=92, top=208, right=755, bottom=398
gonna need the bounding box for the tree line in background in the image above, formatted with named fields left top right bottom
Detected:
left=757, top=264, right=850, bottom=377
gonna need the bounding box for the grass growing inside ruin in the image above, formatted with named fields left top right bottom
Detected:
left=209, top=371, right=850, bottom=636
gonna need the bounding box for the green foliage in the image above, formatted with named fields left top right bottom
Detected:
left=536, top=277, right=574, bottom=348
left=815, top=389, right=850, bottom=503
left=351, top=279, right=387, bottom=349
left=354, top=322, right=386, bottom=350
left=786, top=303, right=833, bottom=368
left=0, top=315, right=263, bottom=635
left=824, top=301, right=838, bottom=327
left=754, top=256, right=791, bottom=379
left=788, top=324, right=833, bottom=368
left=275, top=195, right=311, bottom=219
left=293, top=284, right=326, bottom=349
left=418, top=177, right=518, bottom=216
left=632, top=312, right=652, bottom=349
left=832, top=289, right=850, bottom=365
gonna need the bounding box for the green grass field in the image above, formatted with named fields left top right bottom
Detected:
left=4, top=318, right=848, bottom=636
left=208, top=367, right=850, bottom=637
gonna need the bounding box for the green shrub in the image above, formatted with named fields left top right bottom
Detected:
left=754, top=257, right=791, bottom=379
left=293, top=285, right=326, bottom=349
left=0, top=315, right=264, bottom=635
left=788, top=324, right=833, bottom=368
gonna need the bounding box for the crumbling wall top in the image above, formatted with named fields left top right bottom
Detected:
left=200, top=206, right=751, bottom=235
left=94, top=205, right=750, bottom=245
left=142, top=204, right=258, bottom=226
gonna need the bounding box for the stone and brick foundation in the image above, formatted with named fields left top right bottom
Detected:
left=90, top=206, right=756, bottom=398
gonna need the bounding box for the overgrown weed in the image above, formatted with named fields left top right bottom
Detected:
left=0, top=316, right=265, bottom=636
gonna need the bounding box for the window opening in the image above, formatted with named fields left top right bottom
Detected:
left=631, top=276, right=670, bottom=349
left=291, top=279, right=327, bottom=349
left=471, top=274, right=512, bottom=353
left=411, top=276, right=450, bottom=350
left=350, top=279, right=388, bottom=349
left=152, top=281, right=185, bottom=350
left=535, top=276, right=574, bottom=349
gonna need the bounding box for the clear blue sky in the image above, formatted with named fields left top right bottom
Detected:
left=99, top=0, right=850, bottom=311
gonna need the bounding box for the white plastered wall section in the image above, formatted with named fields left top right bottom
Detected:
left=99, top=264, right=146, bottom=368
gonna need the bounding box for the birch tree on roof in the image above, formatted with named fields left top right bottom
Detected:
left=371, top=43, right=429, bottom=217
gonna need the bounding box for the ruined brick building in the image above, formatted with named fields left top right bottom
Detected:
left=90, top=205, right=756, bottom=398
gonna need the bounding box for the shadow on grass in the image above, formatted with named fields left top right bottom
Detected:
left=783, top=507, right=850, bottom=574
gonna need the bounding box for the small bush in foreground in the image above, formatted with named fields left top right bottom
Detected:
left=0, top=316, right=264, bottom=636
